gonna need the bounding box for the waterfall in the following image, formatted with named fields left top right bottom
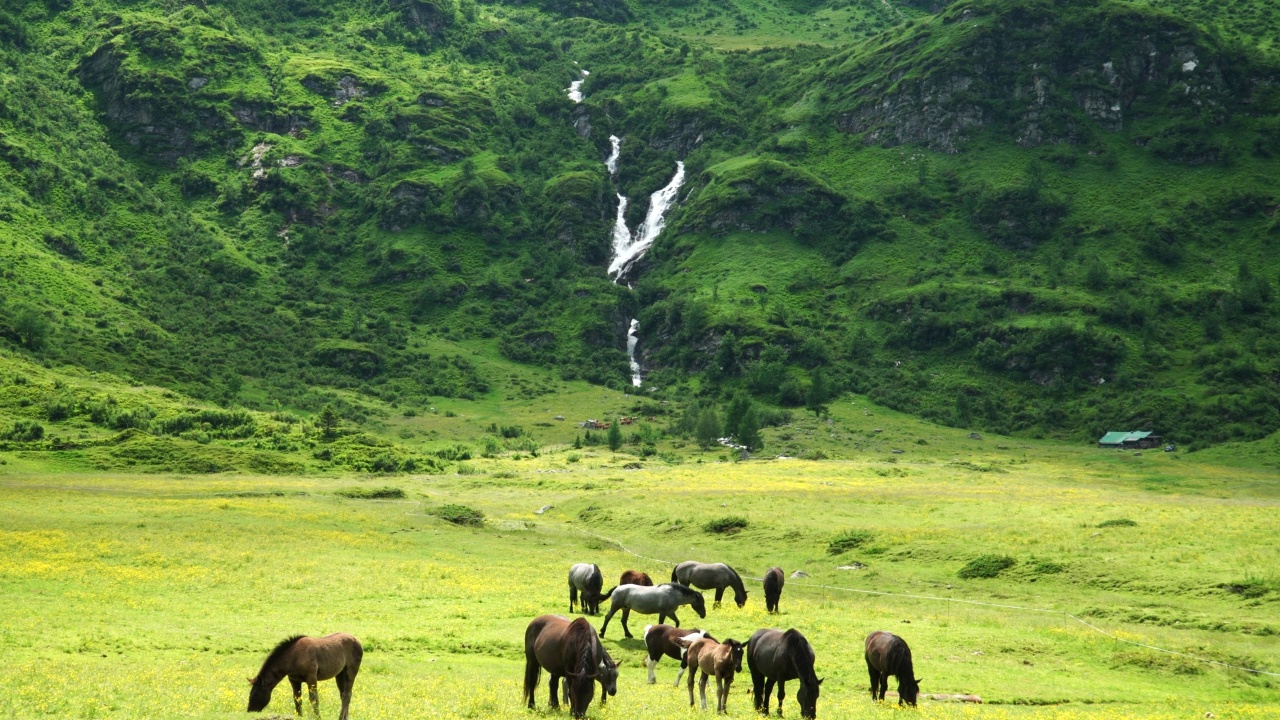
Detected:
left=626, top=319, right=642, bottom=387
left=605, top=134, right=622, bottom=175
left=567, top=69, right=589, bottom=103
left=610, top=192, right=630, bottom=260
left=607, top=161, right=686, bottom=280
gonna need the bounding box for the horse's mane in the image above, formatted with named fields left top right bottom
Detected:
left=663, top=582, right=701, bottom=600
left=258, top=635, right=305, bottom=676
left=783, top=629, right=818, bottom=681
left=565, top=618, right=598, bottom=670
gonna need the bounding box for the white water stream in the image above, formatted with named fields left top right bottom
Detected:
left=567, top=69, right=589, bottom=103
left=605, top=134, right=622, bottom=175
left=626, top=319, right=642, bottom=386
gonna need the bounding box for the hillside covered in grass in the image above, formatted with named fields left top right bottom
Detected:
left=1, top=0, right=1278, bottom=454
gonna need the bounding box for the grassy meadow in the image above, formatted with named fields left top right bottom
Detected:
left=2, top=409, right=1278, bottom=720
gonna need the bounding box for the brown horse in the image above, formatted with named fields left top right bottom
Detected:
left=247, top=633, right=362, bottom=720
left=525, top=615, right=613, bottom=718
left=643, top=624, right=714, bottom=685
left=620, top=569, right=653, bottom=586
left=683, top=636, right=745, bottom=713
left=865, top=631, right=921, bottom=706
left=763, top=567, right=785, bottom=614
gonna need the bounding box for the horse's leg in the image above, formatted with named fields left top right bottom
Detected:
left=687, top=662, right=697, bottom=706
left=548, top=673, right=560, bottom=709
left=714, top=587, right=724, bottom=608
left=570, top=584, right=577, bottom=613
left=669, top=610, right=680, bottom=628
left=289, top=678, right=303, bottom=715
left=867, top=666, right=879, bottom=701
left=759, top=677, right=774, bottom=714
left=335, top=670, right=354, bottom=720
left=751, top=668, right=765, bottom=713
left=307, top=679, right=320, bottom=720
left=878, top=674, right=889, bottom=702
left=599, top=606, right=618, bottom=637
left=776, top=679, right=786, bottom=716
left=699, top=672, right=710, bottom=711
left=621, top=607, right=633, bottom=638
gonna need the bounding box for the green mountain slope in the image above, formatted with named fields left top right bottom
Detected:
left=1, top=0, right=1277, bottom=450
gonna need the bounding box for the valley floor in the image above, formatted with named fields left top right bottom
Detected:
left=0, top=447, right=1277, bottom=719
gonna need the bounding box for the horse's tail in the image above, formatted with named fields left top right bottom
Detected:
left=643, top=624, right=655, bottom=639
left=523, top=654, right=541, bottom=705
left=599, top=585, right=617, bottom=601
left=670, top=565, right=680, bottom=583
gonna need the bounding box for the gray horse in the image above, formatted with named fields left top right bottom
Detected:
left=672, top=561, right=749, bottom=608
left=568, top=563, right=605, bottom=615
left=598, top=583, right=706, bottom=638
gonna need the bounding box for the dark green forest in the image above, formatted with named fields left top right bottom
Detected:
left=2, top=0, right=1279, bottom=451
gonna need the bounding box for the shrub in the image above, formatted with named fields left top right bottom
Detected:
left=45, top=395, right=76, bottom=421
left=1097, top=518, right=1137, bottom=528
left=2, top=419, right=44, bottom=442
left=433, top=504, right=485, bottom=527
left=704, top=516, right=748, bottom=534
left=958, top=554, right=1016, bottom=579
left=1032, top=560, right=1066, bottom=574
left=828, top=530, right=873, bottom=554
left=566, top=453, right=581, bottom=463
left=335, top=486, right=406, bottom=499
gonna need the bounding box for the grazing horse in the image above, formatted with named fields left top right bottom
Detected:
left=598, top=583, right=706, bottom=638
left=672, top=561, right=749, bottom=608
left=620, top=569, right=653, bottom=586
left=683, top=636, right=746, bottom=713
left=748, top=628, right=822, bottom=718
left=865, top=631, right=921, bottom=707
left=247, top=633, right=362, bottom=720
left=568, top=563, right=605, bottom=615
left=763, top=567, right=785, bottom=614
left=643, top=624, right=714, bottom=686
left=525, top=615, right=613, bottom=719
left=561, top=645, right=619, bottom=707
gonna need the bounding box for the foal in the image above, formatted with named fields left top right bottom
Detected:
left=684, top=636, right=745, bottom=713
left=247, top=633, right=362, bottom=720
left=643, top=624, right=712, bottom=685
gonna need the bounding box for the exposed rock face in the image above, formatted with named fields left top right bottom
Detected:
left=832, top=1, right=1264, bottom=154
left=394, top=0, right=455, bottom=33
left=79, top=43, right=200, bottom=163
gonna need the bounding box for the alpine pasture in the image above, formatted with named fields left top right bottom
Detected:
left=2, top=414, right=1277, bottom=719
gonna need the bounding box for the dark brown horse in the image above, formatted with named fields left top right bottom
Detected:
left=247, top=633, right=362, bottom=720
left=748, top=628, right=822, bottom=718
left=525, top=615, right=613, bottom=718
left=620, top=569, right=653, bottom=586
left=865, top=631, right=921, bottom=706
left=643, top=624, right=714, bottom=686
left=763, top=567, right=785, bottom=614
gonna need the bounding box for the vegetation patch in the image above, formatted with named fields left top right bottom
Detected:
left=1098, top=518, right=1138, bottom=528
left=433, top=504, right=485, bottom=527
left=827, top=529, right=874, bottom=554
left=958, top=554, right=1017, bottom=579
left=703, top=515, right=749, bottom=534
left=336, top=486, right=406, bottom=500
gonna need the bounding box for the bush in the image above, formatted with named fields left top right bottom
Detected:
left=1032, top=560, right=1066, bottom=574
left=703, top=516, right=749, bottom=534
left=433, top=504, right=485, bottom=527
left=1097, top=518, right=1137, bottom=528
left=957, top=554, right=1016, bottom=579
left=2, top=419, right=44, bottom=442
left=46, top=396, right=76, bottom=421
left=335, top=486, right=406, bottom=499
left=828, top=530, right=873, bottom=554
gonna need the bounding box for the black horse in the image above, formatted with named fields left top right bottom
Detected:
left=865, top=631, right=921, bottom=706
left=763, top=567, right=785, bottom=614
left=748, top=628, right=822, bottom=718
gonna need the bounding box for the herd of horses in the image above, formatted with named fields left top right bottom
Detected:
left=246, top=561, right=922, bottom=719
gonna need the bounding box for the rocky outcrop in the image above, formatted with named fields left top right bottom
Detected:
left=831, top=0, right=1270, bottom=154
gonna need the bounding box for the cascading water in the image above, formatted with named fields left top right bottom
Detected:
left=605, top=134, right=622, bottom=175
left=607, top=161, right=686, bottom=280
left=566, top=69, right=589, bottom=103
left=626, top=319, right=642, bottom=387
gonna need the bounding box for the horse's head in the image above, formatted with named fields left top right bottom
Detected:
left=725, top=639, right=745, bottom=673
left=246, top=676, right=273, bottom=713
left=690, top=590, right=707, bottom=618
left=899, top=677, right=921, bottom=707
left=564, top=648, right=598, bottom=718
left=733, top=587, right=748, bottom=608
left=597, top=655, right=619, bottom=697
left=797, top=677, right=822, bottom=718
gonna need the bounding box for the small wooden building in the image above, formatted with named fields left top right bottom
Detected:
left=1097, top=430, right=1162, bottom=449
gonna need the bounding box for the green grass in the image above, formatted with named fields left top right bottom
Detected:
left=1, top=415, right=1278, bottom=718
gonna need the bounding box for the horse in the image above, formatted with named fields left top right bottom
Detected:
left=525, top=615, right=613, bottom=719
left=568, top=563, right=605, bottom=615
left=865, top=631, right=921, bottom=706
left=643, top=624, right=714, bottom=686
left=683, top=636, right=746, bottom=713
left=247, top=633, right=362, bottom=720
left=561, top=644, right=619, bottom=707
left=598, top=583, right=706, bottom=638
left=763, top=567, right=785, bottom=614
left=748, top=628, right=822, bottom=718
left=672, top=561, right=748, bottom=608
left=620, top=569, right=653, bottom=586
